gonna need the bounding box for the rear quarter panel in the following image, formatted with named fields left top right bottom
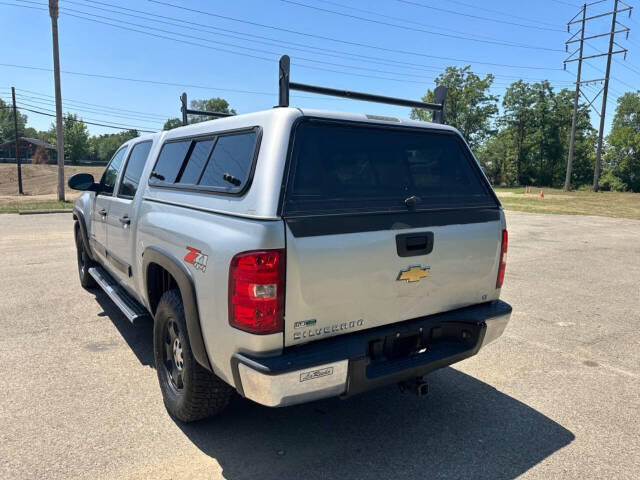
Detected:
left=136, top=200, right=285, bottom=384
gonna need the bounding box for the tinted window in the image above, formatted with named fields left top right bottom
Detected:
left=284, top=121, right=495, bottom=215
left=177, top=140, right=213, bottom=184
left=118, top=141, right=152, bottom=198
left=199, top=132, right=257, bottom=190
left=151, top=141, right=190, bottom=183
left=100, top=146, right=127, bottom=195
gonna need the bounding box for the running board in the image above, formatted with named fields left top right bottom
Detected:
left=89, top=266, right=149, bottom=322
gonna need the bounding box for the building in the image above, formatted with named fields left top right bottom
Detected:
left=0, top=137, right=56, bottom=164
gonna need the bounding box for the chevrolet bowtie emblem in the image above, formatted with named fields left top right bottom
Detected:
left=397, top=265, right=430, bottom=283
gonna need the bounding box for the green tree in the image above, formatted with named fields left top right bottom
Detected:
left=411, top=66, right=498, bottom=150
left=604, top=91, right=640, bottom=192
left=0, top=99, right=27, bottom=144
left=189, top=97, right=236, bottom=123
left=476, top=130, right=513, bottom=186
left=51, top=113, right=90, bottom=164
left=88, top=129, right=139, bottom=162
left=163, top=97, right=236, bottom=130
left=484, top=80, right=595, bottom=188
left=500, top=80, right=535, bottom=184
left=163, top=117, right=183, bottom=130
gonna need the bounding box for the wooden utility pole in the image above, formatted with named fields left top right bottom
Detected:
left=11, top=87, right=23, bottom=195
left=49, top=0, right=65, bottom=201
left=563, top=4, right=586, bottom=192
left=593, top=0, right=619, bottom=192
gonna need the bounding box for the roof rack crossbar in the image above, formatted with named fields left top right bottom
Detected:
left=180, top=92, right=234, bottom=126
left=277, top=55, right=447, bottom=124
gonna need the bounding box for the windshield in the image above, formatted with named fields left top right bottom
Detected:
left=283, top=119, right=497, bottom=216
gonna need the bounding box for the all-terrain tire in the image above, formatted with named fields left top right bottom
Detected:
left=153, top=289, right=232, bottom=422
left=74, top=222, right=97, bottom=289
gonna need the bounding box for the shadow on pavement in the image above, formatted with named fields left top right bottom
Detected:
left=94, top=290, right=574, bottom=480
left=94, top=290, right=155, bottom=367
left=182, top=370, right=574, bottom=480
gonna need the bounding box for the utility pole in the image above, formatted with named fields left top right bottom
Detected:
left=563, top=0, right=632, bottom=192
left=49, top=0, right=65, bottom=201
left=11, top=87, right=23, bottom=195
left=593, top=0, right=619, bottom=192
left=563, top=4, right=586, bottom=192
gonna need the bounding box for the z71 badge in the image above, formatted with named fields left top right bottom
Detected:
left=184, top=246, right=208, bottom=272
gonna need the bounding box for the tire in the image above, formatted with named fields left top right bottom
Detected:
left=153, top=289, right=232, bottom=422
left=74, top=222, right=97, bottom=289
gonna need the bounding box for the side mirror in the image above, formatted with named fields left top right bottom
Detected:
left=68, top=173, right=98, bottom=191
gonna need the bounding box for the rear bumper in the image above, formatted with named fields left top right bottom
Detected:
left=232, top=300, right=511, bottom=407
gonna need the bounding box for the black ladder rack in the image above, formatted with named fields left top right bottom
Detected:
left=277, top=55, right=447, bottom=124
left=180, top=92, right=234, bottom=126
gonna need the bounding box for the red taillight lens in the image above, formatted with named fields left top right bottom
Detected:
left=229, top=249, right=285, bottom=334
left=496, top=230, right=508, bottom=288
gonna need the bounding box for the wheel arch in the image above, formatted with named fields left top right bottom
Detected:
left=143, top=246, right=212, bottom=372
left=73, top=208, right=95, bottom=261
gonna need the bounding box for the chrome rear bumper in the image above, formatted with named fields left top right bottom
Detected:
left=238, top=360, right=349, bottom=407
left=234, top=300, right=511, bottom=407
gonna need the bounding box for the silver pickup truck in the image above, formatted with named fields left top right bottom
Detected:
left=69, top=58, right=511, bottom=422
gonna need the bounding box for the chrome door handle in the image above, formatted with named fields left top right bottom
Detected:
left=119, top=215, right=131, bottom=225
left=98, top=208, right=107, bottom=217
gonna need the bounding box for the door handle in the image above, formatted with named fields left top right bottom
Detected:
left=98, top=208, right=107, bottom=217
left=396, top=232, right=434, bottom=257
left=119, top=215, right=131, bottom=226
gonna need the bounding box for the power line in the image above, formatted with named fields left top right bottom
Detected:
left=14, top=87, right=170, bottom=119
left=13, top=99, right=160, bottom=128
left=275, top=0, right=564, bottom=51
left=429, top=0, right=561, bottom=27
left=548, top=0, right=581, bottom=7
left=8, top=1, right=450, bottom=85
left=396, top=0, right=565, bottom=32
left=13, top=93, right=169, bottom=124
left=3, top=103, right=156, bottom=132
left=0, top=62, right=278, bottom=95
left=147, top=0, right=564, bottom=70
left=315, top=0, right=559, bottom=36
left=13, top=86, right=171, bottom=119
left=57, top=0, right=553, bottom=79
left=614, top=59, right=640, bottom=80
left=51, top=4, right=569, bottom=86
left=58, top=0, right=574, bottom=84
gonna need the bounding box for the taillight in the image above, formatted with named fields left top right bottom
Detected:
left=229, top=249, right=285, bottom=334
left=496, top=230, right=508, bottom=288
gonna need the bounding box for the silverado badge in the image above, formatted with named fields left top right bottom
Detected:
left=397, top=265, right=430, bottom=283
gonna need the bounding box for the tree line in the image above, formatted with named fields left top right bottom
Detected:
left=0, top=101, right=139, bottom=164
left=0, top=97, right=234, bottom=165
left=411, top=66, right=639, bottom=192
left=2, top=75, right=638, bottom=192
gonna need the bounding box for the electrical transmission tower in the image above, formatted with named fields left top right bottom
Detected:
left=563, top=0, right=632, bottom=192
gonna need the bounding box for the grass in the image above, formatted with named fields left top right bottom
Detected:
left=0, top=200, right=76, bottom=214
left=1, top=163, right=638, bottom=219
left=495, top=187, right=640, bottom=220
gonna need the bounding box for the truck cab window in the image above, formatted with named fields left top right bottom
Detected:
left=99, top=146, right=127, bottom=195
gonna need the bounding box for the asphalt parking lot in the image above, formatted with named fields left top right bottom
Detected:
left=1, top=211, right=639, bottom=479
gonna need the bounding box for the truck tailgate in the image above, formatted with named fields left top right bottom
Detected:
left=281, top=118, right=504, bottom=347
left=284, top=212, right=502, bottom=346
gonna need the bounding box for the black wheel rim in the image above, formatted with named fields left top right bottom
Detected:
left=76, top=233, right=87, bottom=277
left=163, top=318, right=185, bottom=393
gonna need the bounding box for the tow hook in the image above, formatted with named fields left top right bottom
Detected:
left=398, top=377, right=429, bottom=397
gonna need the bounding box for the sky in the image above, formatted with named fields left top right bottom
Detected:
left=0, top=0, right=638, bottom=137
